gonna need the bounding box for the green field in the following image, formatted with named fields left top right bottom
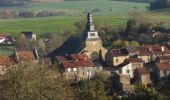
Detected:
left=0, top=0, right=169, bottom=37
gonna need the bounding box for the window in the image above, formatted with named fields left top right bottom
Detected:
left=126, top=69, right=130, bottom=73
left=90, top=33, right=95, bottom=36
left=73, top=68, right=77, bottom=71
left=116, top=59, right=118, bottom=62
left=163, top=70, right=167, bottom=76
left=68, top=68, right=71, bottom=72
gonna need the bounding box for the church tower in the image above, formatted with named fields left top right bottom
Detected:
left=77, top=13, right=107, bottom=62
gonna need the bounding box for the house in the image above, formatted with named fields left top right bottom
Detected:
left=56, top=54, right=103, bottom=80
left=0, top=56, right=11, bottom=75
left=20, top=32, right=36, bottom=40
left=134, top=67, right=151, bottom=85
left=0, top=35, right=15, bottom=44
left=117, top=58, right=143, bottom=78
left=113, top=73, right=134, bottom=92
left=13, top=49, right=39, bottom=63
left=106, top=49, right=129, bottom=67
left=155, top=56, right=170, bottom=63
left=155, top=63, right=170, bottom=80
left=139, top=45, right=170, bottom=61
left=138, top=50, right=151, bottom=63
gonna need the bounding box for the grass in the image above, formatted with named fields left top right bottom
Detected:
left=0, top=0, right=169, bottom=37
left=0, top=16, right=128, bottom=37
left=0, top=49, right=13, bottom=56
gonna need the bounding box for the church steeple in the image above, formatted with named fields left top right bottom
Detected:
left=86, top=12, right=95, bottom=31
left=83, top=12, right=99, bottom=40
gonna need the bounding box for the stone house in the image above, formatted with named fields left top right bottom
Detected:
left=20, top=32, right=36, bottom=40
left=155, top=56, right=170, bottom=63
left=138, top=50, right=151, bottom=63
left=106, top=49, right=129, bottom=67
left=113, top=73, right=134, bottom=92
left=56, top=54, right=103, bottom=80
left=155, top=63, right=170, bottom=80
left=134, top=67, right=151, bottom=85
left=139, top=45, right=170, bottom=61
left=117, top=58, right=143, bottom=79
left=13, top=49, right=39, bottom=64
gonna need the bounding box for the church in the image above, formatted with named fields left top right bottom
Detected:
left=49, top=13, right=107, bottom=63
left=76, top=12, right=107, bottom=61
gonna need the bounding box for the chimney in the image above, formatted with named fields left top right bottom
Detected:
left=161, top=46, right=165, bottom=52
left=84, top=57, right=87, bottom=61
left=34, top=48, right=39, bottom=60
left=149, top=47, right=152, bottom=52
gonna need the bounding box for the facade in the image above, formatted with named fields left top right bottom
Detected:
left=106, top=49, right=129, bottom=67
left=138, top=51, right=151, bottom=63
left=155, top=56, right=170, bottom=63
left=118, top=58, right=143, bottom=78
left=113, top=73, right=134, bottom=92
left=20, top=32, right=36, bottom=40
left=134, top=67, right=151, bottom=85
left=56, top=54, right=103, bottom=80
left=155, top=63, right=170, bottom=80
left=76, top=13, right=107, bottom=61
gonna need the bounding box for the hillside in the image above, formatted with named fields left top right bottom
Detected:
left=0, top=0, right=169, bottom=37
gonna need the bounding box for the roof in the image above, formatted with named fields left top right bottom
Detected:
left=62, top=60, right=94, bottom=68
left=125, top=58, right=143, bottom=63
left=157, top=56, right=170, bottom=60
left=56, top=54, right=94, bottom=68
left=137, top=67, right=150, bottom=75
left=111, top=49, right=128, bottom=57
left=156, top=63, right=170, bottom=70
left=17, top=51, right=36, bottom=61
left=140, top=45, right=170, bottom=55
left=0, top=56, right=10, bottom=66
left=56, top=54, right=90, bottom=62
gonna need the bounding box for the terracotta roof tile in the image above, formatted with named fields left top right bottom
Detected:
left=17, top=51, right=36, bottom=61
left=111, top=49, right=128, bottom=57
left=0, top=56, right=10, bottom=66
left=156, top=63, right=170, bottom=70
left=56, top=54, right=93, bottom=68
left=157, top=56, right=170, bottom=60
left=125, top=58, right=143, bottom=63
left=137, top=67, right=150, bottom=75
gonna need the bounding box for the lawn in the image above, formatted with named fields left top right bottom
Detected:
left=0, top=16, right=128, bottom=37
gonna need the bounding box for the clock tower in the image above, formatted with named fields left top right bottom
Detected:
left=77, top=13, right=107, bottom=62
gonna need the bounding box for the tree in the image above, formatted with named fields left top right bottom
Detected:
left=122, top=84, right=159, bottom=100
left=1, top=63, right=68, bottom=100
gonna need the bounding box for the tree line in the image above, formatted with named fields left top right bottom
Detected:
left=150, top=0, right=170, bottom=10
left=0, top=10, right=66, bottom=19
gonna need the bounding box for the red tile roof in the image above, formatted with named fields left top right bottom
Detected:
left=111, top=49, right=128, bottom=57
left=0, top=56, right=10, bottom=66
left=157, top=56, right=170, bottom=60
left=156, top=63, right=170, bottom=70
left=141, top=45, right=170, bottom=55
left=62, top=60, right=94, bottom=68
left=17, top=51, right=36, bottom=61
left=137, top=67, right=150, bottom=75
left=56, top=54, right=93, bottom=68
left=138, top=51, right=150, bottom=56
left=125, top=58, right=143, bottom=63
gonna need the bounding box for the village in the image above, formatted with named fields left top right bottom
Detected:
left=0, top=12, right=170, bottom=99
